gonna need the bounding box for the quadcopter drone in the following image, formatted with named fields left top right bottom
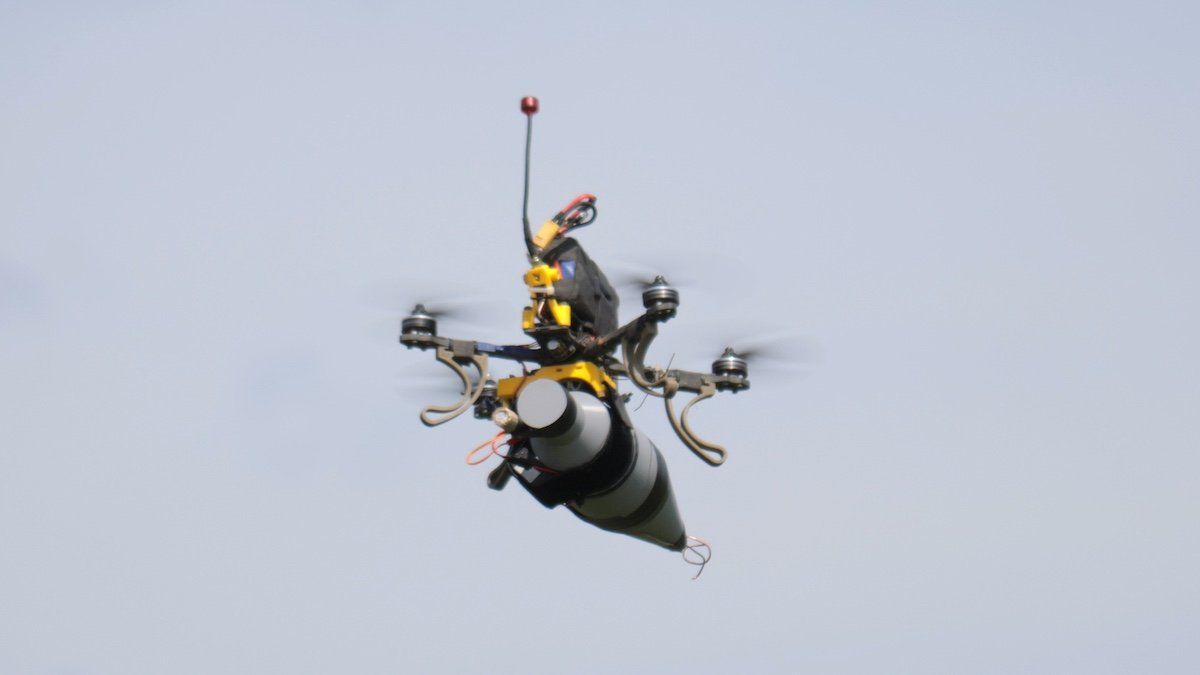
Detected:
left=399, top=97, right=759, bottom=566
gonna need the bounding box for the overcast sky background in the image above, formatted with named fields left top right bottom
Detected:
left=2, top=2, right=1198, bottom=673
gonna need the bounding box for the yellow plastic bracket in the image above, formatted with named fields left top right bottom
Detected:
left=523, top=264, right=571, bottom=328
left=524, top=263, right=561, bottom=288
left=496, top=361, right=616, bottom=401
left=544, top=298, right=571, bottom=326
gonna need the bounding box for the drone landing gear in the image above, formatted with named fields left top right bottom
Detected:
left=419, top=346, right=489, bottom=427
left=664, top=381, right=728, bottom=467
left=620, top=321, right=736, bottom=466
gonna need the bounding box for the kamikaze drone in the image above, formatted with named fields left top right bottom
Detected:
left=399, top=96, right=771, bottom=574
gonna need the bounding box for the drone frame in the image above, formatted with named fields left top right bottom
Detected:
left=400, top=291, right=747, bottom=466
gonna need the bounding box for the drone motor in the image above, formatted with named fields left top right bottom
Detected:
left=400, top=304, right=437, bottom=339
left=641, top=276, right=680, bottom=321
left=711, top=347, right=749, bottom=380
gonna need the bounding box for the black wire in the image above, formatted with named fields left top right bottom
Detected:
left=522, top=115, right=536, bottom=257
left=567, top=204, right=597, bottom=230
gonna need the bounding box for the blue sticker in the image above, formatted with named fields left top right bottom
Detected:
left=560, top=260, right=576, bottom=280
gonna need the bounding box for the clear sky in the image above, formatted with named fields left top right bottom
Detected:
left=2, top=2, right=1197, bottom=673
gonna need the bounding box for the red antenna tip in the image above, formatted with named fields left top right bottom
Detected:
left=521, top=96, right=539, bottom=116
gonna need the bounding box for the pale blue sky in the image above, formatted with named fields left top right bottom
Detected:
left=2, top=2, right=1198, bottom=673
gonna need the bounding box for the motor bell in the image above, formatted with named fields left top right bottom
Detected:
left=711, top=347, right=748, bottom=379
left=400, top=304, right=437, bottom=345
left=641, top=276, right=679, bottom=321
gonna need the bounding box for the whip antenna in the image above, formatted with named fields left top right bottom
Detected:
left=521, top=96, right=539, bottom=258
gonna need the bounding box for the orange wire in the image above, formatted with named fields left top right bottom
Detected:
left=466, top=431, right=508, bottom=465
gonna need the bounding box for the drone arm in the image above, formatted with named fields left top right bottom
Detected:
left=403, top=331, right=548, bottom=364
left=473, top=341, right=546, bottom=363
left=584, top=319, right=641, bottom=361
left=664, top=368, right=748, bottom=393
left=664, top=380, right=729, bottom=466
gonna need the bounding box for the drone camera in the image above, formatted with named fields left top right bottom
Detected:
left=474, top=379, right=500, bottom=419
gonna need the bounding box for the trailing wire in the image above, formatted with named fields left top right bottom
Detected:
left=682, top=536, right=712, bottom=579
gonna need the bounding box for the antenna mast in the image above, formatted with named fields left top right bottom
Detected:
left=521, top=96, right=539, bottom=258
